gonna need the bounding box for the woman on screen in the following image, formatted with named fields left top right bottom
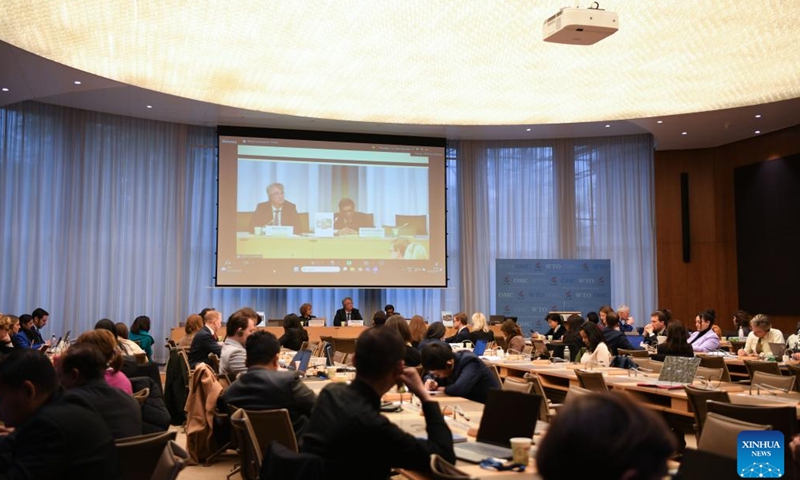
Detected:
left=391, top=237, right=428, bottom=260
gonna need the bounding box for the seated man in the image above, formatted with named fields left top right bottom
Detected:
left=220, top=330, right=317, bottom=437
left=444, top=312, right=470, bottom=343
left=333, top=297, right=363, bottom=327
left=188, top=309, right=223, bottom=368
left=220, top=308, right=258, bottom=378
left=10, top=314, right=44, bottom=350
left=249, top=182, right=299, bottom=231
left=601, top=312, right=636, bottom=355
left=333, top=197, right=373, bottom=235
left=617, top=304, right=635, bottom=333
left=60, top=343, right=143, bottom=439
left=642, top=310, right=669, bottom=347
left=421, top=342, right=501, bottom=404
left=302, top=328, right=454, bottom=478
left=739, top=314, right=785, bottom=357
left=536, top=392, right=675, bottom=480
left=0, top=349, right=122, bottom=479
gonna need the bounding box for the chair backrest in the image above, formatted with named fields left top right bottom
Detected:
left=730, top=340, right=746, bottom=352
left=151, top=440, right=190, bottom=480
left=230, top=409, right=262, bottom=480
left=698, top=412, right=771, bottom=459
left=575, top=369, right=608, bottom=392
left=502, top=377, right=533, bottom=394
left=695, top=366, right=724, bottom=384
left=743, top=359, right=781, bottom=379
left=524, top=373, right=551, bottom=422
left=133, top=387, right=150, bottom=406
left=394, top=214, right=428, bottom=235
left=618, top=348, right=650, bottom=358
left=683, top=385, right=731, bottom=439
left=494, top=335, right=508, bottom=351
left=244, top=408, right=299, bottom=454
left=566, top=385, right=595, bottom=400
left=166, top=339, right=177, bottom=349
left=207, top=352, right=220, bottom=374
left=296, top=212, right=309, bottom=234
left=488, top=364, right=503, bottom=388
left=699, top=355, right=732, bottom=382
left=750, top=370, right=796, bottom=392
left=521, top=345, right=533, bottom=355
left=785, top=363, right=800, bottom=392
left=177, top=348, right=191, bottom=377
left=637, top=357, right=663, bottom=374
left=261, top=440, right=326, bottom=480
left=707, top=400, right=797, bottom=447
left=333, top=351, right=348, bottom=365
left=332, top=337, right=356, bottom=356
left=115, top=431, right=177, bottom=480
left=134, top=352, right=148, bottom=364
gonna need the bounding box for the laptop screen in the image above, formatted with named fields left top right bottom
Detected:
left=475, top=389, right=540, bottom=447
left=657, top=356, right=701, bottom=383
left=287, top=349, right=312, bottom=375
left=473, top=339, right=488, bottom=357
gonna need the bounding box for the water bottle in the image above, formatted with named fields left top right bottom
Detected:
left=497, top=347, right=504, bottom=358
left=50, top=334, right=57, bottom=350
left=564, top=346, right=571, bottom=363
left=738, top=327, right=744, bottom=339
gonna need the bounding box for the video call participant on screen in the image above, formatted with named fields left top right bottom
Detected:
left=333, top=297, right=363, bottom=326
left=333, top=197, right=373, bottom=235
left=391, top=237, right=428, bottom=259
left=249, top=182, right=299, bottom=232
left=301, top=327, right=455, bottom=478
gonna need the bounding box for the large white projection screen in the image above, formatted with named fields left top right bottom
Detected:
left=216, top=128, right=447, bottom=288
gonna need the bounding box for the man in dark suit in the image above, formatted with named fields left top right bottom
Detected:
left=188, top=310, right=222, bottom=368
left=602, top=312, right=636, bottom=356
left=219, top=330, right=317, bottom=437
left=421, top=342, right=500, bottom=404
left=249, top=182, right=300, bottom=232
left=0, top=349, right=122, bottom=479
left=333, top=197, right=373, bottom=235
left=444, top=312, right=470, bottom=343
left=333, top=297, right=363, bottom=326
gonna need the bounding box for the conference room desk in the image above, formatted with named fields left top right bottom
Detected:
left=235, top=232, right=430, bottom=259
left=170, top=325, right=368, bottom=343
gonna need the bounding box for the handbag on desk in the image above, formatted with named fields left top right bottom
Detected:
left=429, top=454, right=478, bottom=480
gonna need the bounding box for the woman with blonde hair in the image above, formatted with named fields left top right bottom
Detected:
left=469, top=312, right=495, bottom=344
left=178, top=314, right=204, bottom=349
left=408, top=315, right=427, bottom=348
left=0, top=314, right=18, bottom=354
left=75, top=329, right=132, bottom=394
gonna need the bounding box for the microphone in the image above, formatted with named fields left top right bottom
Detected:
left=752, top=383, right=789, bottom=396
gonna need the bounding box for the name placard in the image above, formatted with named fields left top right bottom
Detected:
left=264, top=225, right=294, bottom=237
left=359, top=227, right=385, bottom=238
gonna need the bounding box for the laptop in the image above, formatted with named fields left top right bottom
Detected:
left=638, top=356, right=701, bottom=389
left=473, top=339, right=488, bottom=357
left=454, top=389, right=541, bottom=463
left=287, top=349, right=312, bottom=377
left=768, top=342, right=786, bottom=358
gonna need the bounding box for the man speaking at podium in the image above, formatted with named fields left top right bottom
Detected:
left=249, top=182, right=299, bottom=231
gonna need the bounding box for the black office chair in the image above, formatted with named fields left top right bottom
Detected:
left=683, top=385, right=730, bottom=441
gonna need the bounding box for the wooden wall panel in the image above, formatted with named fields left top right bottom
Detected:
left=655, top=125, right=800, bottom=335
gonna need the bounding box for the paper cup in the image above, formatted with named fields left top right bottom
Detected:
left=510, top=437, right=532, bottom=466
left=326, top=366, right=337, bottom=378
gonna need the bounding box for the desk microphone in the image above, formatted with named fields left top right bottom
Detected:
left=752, top=383, right=789, bottom=395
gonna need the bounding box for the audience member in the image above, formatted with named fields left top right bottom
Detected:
left=384, top=304, right=397, bottom=317
left=31, top=307, right=49, bottom=344
left=468, top=313, right=495, bottom=344
left=75, top=329, right=133, bottom=394
left=500, top=319, right=526, bottom=353
left=586, top=311, right=600, bottom=325
left=385, top=315, right=422, bottom=367
left=114, top=322, right=146, bottom=356
left=601, top=312, right=636, bottom=355
left=188, top=309, right=222, bottom=368
left=0, top=349, right=122, bottom=479
left=372, top=310, right=388, bottom=327
left=536, top=392, right=675, bottom=480
left=278, top=314, right=309, bottom=351
left=560, top=314, right=584, bottom=361
left=616, top=304, right=635, bottom=332
left=178, top=314, right=204, bottom=349
left=444, top=312, right=470, bottom=343
left=733, top=309, right=752, bottom=337
left=418, top=322, right=448, bottom=351
left=94, top=318, right=117, bottom=336
left=59, top=343, right=142, bottom=439
left=220, top=309, right=258, bottom=377
left=580, top=322, right=611, bottom=366
left=787, top=321, right=800, bottom=351
left=653, top=321, right=694, bottom=361
left=333, top=297, right=363, bottom=326
left=408, top=315, right=427, bottom=348
left=0, top=314, right=18, bottom=355
left=333, top=197, right=373, bottom=235
left=302, top=327, right=454, bottom=477
left=220, top=330, right=317, bottom=436
left=249, top=182, right=299, bottom=231
left=543, top=313, right=566, bottom=340
left=598, top=305, right=614, bottom=327
left=11, top=314, right=43, bottom=349
left=739, top=314, right=785, bottom=357
left=421, top=342, right=500, bottom=403
left=129, top=315, right=155, bottom=361
left=642, top=309, right=670, bottom=347
left=298, top=303, right=316, bottom=326
left=688, top=309, right=721, bottom=353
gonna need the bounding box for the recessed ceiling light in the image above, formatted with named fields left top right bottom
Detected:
left=605, top=124, right=610, bottom=128
left=146, top=105, right=153, bottom=109
left=656, top=120, right=663, bottom=124
left=681, top=131, right=688, bottom=135
left=1, top=87, right=8, bottom=92
left=525, top=128, right=531, bottom=131
left=755, top=114, right=762, bottom=118
left=755, top=130, right=761, bottom=134
left=73, top=80, right=82, bottom=85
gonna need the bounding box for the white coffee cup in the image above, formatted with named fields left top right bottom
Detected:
left=254, top=226, right=263, bottom=236
left=510, top=437, right=532, bottom=466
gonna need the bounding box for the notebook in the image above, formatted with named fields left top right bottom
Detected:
left=473, top=339, right=488, bottom=357
left=287, top=349, right=312, bottom=376
left=453, top=389, right=541, bottom=463
left=638, top=356, right=701, bottom=389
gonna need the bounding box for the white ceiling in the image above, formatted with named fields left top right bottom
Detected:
left=2, top=1, right=799, bottom=152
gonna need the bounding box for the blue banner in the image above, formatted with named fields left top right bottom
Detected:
left=495, top=259, right=612, bottom=334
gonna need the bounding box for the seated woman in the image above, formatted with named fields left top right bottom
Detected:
left=129, top=315, right=155, bottom=361
left=385, top=316, right=422, bottom=367
left=114, top=322, right=146, bottom=357
left=75, top=329, right=132, bottom=394
left=687, top=309, right=720, bottom=353
left=653, top=321, right=694, bottom=361
left=279, top=314, right=308, bottom=351
left=544, top=313, right=566, bottom=340
left=738, top=314, right=785, bottom=357
left=0, top=314, right=18, bottom=355
left=391, top=237, right=428, bottom=259
left=560, top=314, right=585, bottom=361
left=468, top=312, right=495, bottom=344
left=298, top=303, right=316, bottom=326
left=418, top=322, right=448, bottom=351
left=579, top=322, right=611, bottom=367
left=786, top=321, right=800, bottom=351
left=177, top=314, right=203, bottom=349
left=500, top=319, right=525, bottom=353
left=733, top=310, right=752, bottom=338
left=408, top=315, right=427, bottom=349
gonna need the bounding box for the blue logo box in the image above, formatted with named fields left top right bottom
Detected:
left=738, top=430, right=784, bottom=478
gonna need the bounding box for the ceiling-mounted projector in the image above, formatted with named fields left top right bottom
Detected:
left=543, top=6, right=619, bottom=45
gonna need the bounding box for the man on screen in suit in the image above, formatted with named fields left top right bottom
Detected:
left=188, top=310, right=223, bottom=368
left=249, top=182, right=299, bottom=232
left=444, top=312, right=470, bottom=343
left=333, top=297, right=363, bottom=326
left=333, top=197, right=373, bottom=235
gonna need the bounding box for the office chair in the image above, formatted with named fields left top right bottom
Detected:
left=698, top=412, right=771, bottom=459
left=699, top=355, right=732, bottom=382
left=575, top=369, right=608, bottom=392
left=683, top=385, right=730, bottom=441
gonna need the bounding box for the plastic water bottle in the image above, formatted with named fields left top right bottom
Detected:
left=564, top=346, right=571, bottom=363
left=50, top=334, right=57, bottom=350
left=738, top=327, right=744, bottom=339
left=497, top=347, right=504, bottom=358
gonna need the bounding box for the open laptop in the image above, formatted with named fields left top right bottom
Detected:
left=638, top=356, right=701, bottom=389
left=473, top=339, right=488, bottom=357
left=768, top=342, right=787, bottom=358
left=454, top=389, right=541, bottom=463
left=287, top=349, right=312, bottom=377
